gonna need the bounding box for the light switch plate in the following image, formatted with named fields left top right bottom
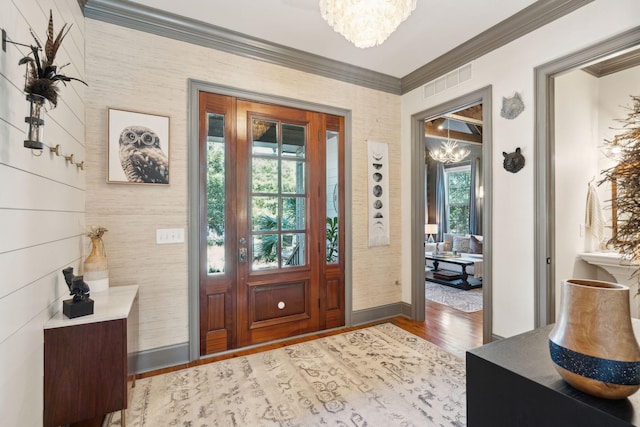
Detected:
left=156, top=228, right=184, bottom=244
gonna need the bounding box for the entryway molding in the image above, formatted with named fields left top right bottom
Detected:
left=187, top=79, right=353, bottom=360
left=410, top=85, right=493, bottom=344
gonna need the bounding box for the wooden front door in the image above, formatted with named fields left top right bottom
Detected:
left=199, top=92, right=345, bottom=355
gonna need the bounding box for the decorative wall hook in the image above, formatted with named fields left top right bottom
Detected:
left=47, top=143, right=85, bottom=171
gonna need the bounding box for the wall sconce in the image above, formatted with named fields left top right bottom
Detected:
left=425, top=223, right=438, bottom=243
left=24, top=94, right=46, bottom=149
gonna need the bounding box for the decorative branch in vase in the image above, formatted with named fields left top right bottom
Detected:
left=84, top=226, right=109, bottom=292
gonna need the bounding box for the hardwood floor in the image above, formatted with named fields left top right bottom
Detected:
left=139, top=299, right=482, bottom=380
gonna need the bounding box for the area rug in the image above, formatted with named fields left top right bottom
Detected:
left=105, top=323, right=466, bottom=426
left=425, top=282, right=483, bottom=313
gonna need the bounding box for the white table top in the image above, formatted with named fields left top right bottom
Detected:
left=45, top=285, right=139, bottom=329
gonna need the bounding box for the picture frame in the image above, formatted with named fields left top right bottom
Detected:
left=107, top=108, right=170, bottom=185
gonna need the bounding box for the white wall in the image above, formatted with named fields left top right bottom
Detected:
left=554, top=69, right=601, bottom=306
left=401, top=0, right=640, bottom=338
left=553, top=65, right=640, bottom=315
left=0, top=0, right=86, bottom=424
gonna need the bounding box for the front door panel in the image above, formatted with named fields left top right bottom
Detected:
left=199, top=93, right=344, bottom=355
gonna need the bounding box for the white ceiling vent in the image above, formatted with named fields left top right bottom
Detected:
left=423, top=63, right=473, bottom=98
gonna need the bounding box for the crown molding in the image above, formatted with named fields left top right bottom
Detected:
left=582, top=47, right=640, bottom=77
left=83, top=0, right=401, bottom=94
left=401, top=0, right=594, bottom=93
left=83, top=0, right=592, bottom=96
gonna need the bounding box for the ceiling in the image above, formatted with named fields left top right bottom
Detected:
left=120, top=0, right=539, bottom=79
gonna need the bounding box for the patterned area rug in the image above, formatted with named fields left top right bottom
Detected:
left=106, top=323, right=466, bottom=426
left=425, top=282, right=483, bottom=313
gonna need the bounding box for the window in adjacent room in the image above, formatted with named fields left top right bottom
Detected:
left=445, top=164, right=471, bottom=234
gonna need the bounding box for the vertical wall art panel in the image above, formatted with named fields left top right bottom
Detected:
left=367, top=140, right=390, bottom=246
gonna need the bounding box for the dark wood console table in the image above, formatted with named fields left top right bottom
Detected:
left=467, top=322, right=640, bottom=426
left=44, top=285, right=138, bottom=427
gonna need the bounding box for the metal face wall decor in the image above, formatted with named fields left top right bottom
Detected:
left=367, top=140, right=390, bottom=246
left=503, top=147, right=525, bottom=173
left=107, top=108, right=170, bottom=185
left=500, top=92, right=525, bottom=120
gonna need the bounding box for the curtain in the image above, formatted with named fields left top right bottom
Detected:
left=469, top=157, right=482, bottom=235
left=435, top=162, right=447, bottom=241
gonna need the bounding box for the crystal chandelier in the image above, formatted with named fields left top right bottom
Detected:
left=429, top=121, right=471, bottom=164
left=319, top=0, right=417, bottom=49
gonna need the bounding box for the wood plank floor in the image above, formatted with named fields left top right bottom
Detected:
left=139, top=298, right=483, bottom=379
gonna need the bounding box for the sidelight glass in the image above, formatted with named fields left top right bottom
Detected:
left=206, top=113, right=226, bottom=274
left=326, top=130, right=339, bottom=264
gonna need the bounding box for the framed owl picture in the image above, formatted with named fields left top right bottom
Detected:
left=107, top=108, right=170, bottom=185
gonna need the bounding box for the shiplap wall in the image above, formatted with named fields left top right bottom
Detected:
left=85, top=19, right=402, bottom=352
left=0, top=0, right=85, bottom=424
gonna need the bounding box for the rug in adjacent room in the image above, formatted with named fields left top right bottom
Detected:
left=425, top=281, right=483, bottom=313
left=106, top=323, right=466, bottom=426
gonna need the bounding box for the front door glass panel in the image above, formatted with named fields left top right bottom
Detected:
left=251, top=119, right=307, bottom=271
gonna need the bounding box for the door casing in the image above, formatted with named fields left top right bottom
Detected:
left=410, top=85, right=493, bottom=344
left=188, top=80, right=353, bottom=360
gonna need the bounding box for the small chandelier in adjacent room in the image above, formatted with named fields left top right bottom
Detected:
left=429, top=120, right=471, bottom=164
left=319, top=0, right=417, bottom=48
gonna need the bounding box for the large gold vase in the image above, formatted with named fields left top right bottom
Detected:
left=549, top=279, right=640, bottom=399
left=83, top=237, right=109, bottom=292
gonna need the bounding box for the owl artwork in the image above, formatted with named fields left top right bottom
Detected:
left=118, top=126, right=169, bottom=184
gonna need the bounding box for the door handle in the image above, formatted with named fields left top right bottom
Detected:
left=239, top=247, right=247, bottom=263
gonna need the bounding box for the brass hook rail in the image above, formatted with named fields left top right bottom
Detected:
left=44, top=144, right=85, bottom=171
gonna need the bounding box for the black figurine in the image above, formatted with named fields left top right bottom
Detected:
left=62, top=267, right=90, bottom=301
left=61, top=267, right=94, bottom=318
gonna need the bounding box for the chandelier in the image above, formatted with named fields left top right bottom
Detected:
left=429, top=120, right=471, bottom=164
left=429, top=140, right=471, bottom=163
left=319, top=0, right=417, bottom=49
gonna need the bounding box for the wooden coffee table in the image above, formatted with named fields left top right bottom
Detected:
left=425, top=253, right=482, bottom=290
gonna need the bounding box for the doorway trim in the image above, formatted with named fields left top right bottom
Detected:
left=187, top=79, right=353, bottom=360
left=411, top=85, right=493, bottom=343
left=534, top=26, right=640, bottom=328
